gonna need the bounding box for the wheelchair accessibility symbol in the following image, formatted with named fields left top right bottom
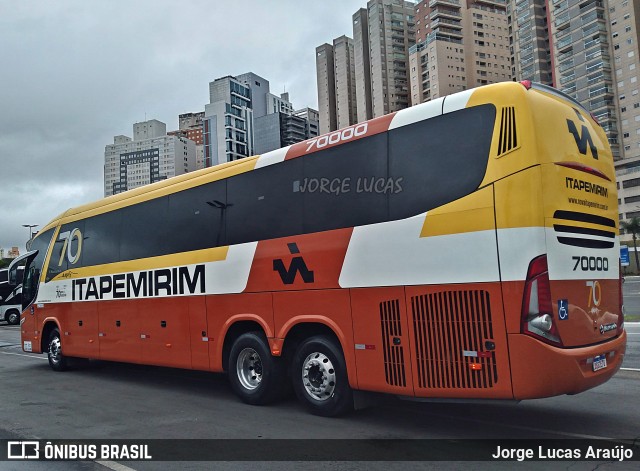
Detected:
left=558, top=299, right=569, bottom=320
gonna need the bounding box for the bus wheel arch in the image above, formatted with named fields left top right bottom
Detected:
left=280, top=322, right=341, bottom=367
left=40, top=321, right=60, bottom=354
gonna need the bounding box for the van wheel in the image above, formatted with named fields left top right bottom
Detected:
left=6, top=310, right=20, bottom=325
left=292, top=336, right=353, bottom=417
left=228, top=332, right=286, bottom=405
left=47, top=328, right=68, bottom=371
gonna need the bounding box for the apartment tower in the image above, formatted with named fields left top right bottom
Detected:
left=316, top=36, right=359, bottom=134
left=104, top=119, right=196, bottom=196
left=356, top=0, right=417, bottom=117
left=410, top=0, right=511, bottom=105
left=610, top=0, right=640, bottom=225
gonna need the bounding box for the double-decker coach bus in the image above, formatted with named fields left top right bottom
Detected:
left=10, top=81, right=626, bottom=416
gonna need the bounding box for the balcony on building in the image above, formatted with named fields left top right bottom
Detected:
left=430, top=7, right=461, bottom=20
left=556, top=34, right=573, bottom=53
left=558, top=72, right=575, bottom=85
left=429, top=0, right=460, bottom=8
left=471, top=0, right=508, bottom=8
left=431, top=17, right=463, bottom=31
left=436, top=26, right=464, bottom=38
left=554, top=11, right=570, bottom=30
left=561, top=84, right=577, bottom=96
left=581, top=10, right=605, bottom=26
left=579, top=0, right=604, bottom=13
left=553, top=0, right=568, bottom=12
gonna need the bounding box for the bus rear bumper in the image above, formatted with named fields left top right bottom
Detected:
left=509, top=330, right=627, bottom=399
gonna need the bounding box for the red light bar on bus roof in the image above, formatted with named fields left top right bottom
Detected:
left=520, top=80, right=532, bottom=90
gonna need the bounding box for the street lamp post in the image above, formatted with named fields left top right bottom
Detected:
left=22, top=224, right=38, bottom=242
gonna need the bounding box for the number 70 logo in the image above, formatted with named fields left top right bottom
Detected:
left=57, top=228, right=83, bottom=266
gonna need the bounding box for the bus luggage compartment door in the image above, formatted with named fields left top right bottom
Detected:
left=350, top=287, right=414, bottom=395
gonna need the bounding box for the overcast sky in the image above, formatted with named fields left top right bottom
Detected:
left=0, top=0, right=367, bottom=255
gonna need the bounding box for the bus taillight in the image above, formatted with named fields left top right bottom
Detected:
left=521, top=255, right=563, bottom=347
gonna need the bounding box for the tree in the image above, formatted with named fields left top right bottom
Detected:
left=620, top=217, right=640, bottom=272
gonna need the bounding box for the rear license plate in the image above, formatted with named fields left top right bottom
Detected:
left=593, top=354, right=607, bottom=372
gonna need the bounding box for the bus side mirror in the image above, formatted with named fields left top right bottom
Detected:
left=8, top=265, right=18, bottom=286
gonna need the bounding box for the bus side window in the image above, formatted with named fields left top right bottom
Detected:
left=226, top=158, right=304, bottom=245
left=46, top=222, right=84, bottom=282
left=119, top=197, right=169, bottom=262
left=388, top=105, right=495, bottom=220
left=167, top=179, right=228, bottom=252
left=83, top=210, right=122, bottom=267
left=302, top=133, right=389, bottom=234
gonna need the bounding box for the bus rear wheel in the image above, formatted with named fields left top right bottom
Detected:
left=47, top=328, right=68, bottom=372
left=292, top=336, right=353, bottom=417
left=6, top=310, right=20, bottom=325
left=228, top=331, right=286, bottom=405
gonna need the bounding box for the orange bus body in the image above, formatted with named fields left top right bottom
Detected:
left=16, top=81, right=626, bottom=415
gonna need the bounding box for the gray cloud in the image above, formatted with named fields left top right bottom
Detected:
left=0, top=0, right=364, bottom=253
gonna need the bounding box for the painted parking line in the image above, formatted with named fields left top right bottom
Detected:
left=0, top=350, right=47, bottom=360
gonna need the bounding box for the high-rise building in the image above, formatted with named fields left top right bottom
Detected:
left=508, top=0, right=621, bottom=161
left=254, top=110, right=320, bottom=154
left=267, top=91, right=295, bottom=115
left=293, top=107, right=320, bottom=137
left=317, top=0, right=416, bottom=131
left=316, top=42, right=341, bottom=133
left=202, top=75, right=254, bottom=167
left=353, top=8, right=374, bottom=121
left=355, top=0, right=416, bottom=117
left=104, top=119, right=196, bottom=196
left=333, top=35, right=359, bottom=129
left=178, top=111, right=205, bottom=144
left=509, top=0, right=553, bottom=85
left=610, top=0, right=640, bottom=225
left=409, top=0, right=511, bottom=105
left=169, top=111, right=205, bottom=170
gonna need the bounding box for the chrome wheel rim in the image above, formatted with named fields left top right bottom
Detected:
left=49, top=336, right=62, bottom=365
left=301, top=352, right=336, bottom=401
left=7, top=312, right=18, bottom=324
left=236, top=347, right=263, bottom=390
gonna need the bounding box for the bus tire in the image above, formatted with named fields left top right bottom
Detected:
left=292, top=335, right=353, bottom=417
left=228, top=331, right=286, bottom=405
left=6, top=310, right=20, bottom=325
left=47, top=328, right=68, bottom=372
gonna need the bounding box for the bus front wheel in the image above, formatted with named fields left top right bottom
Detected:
left=292, top=336, right=353, bottom=417
left=47, top=328, right=68, bottom=372
left=228, top=332, right=286, bottom=405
